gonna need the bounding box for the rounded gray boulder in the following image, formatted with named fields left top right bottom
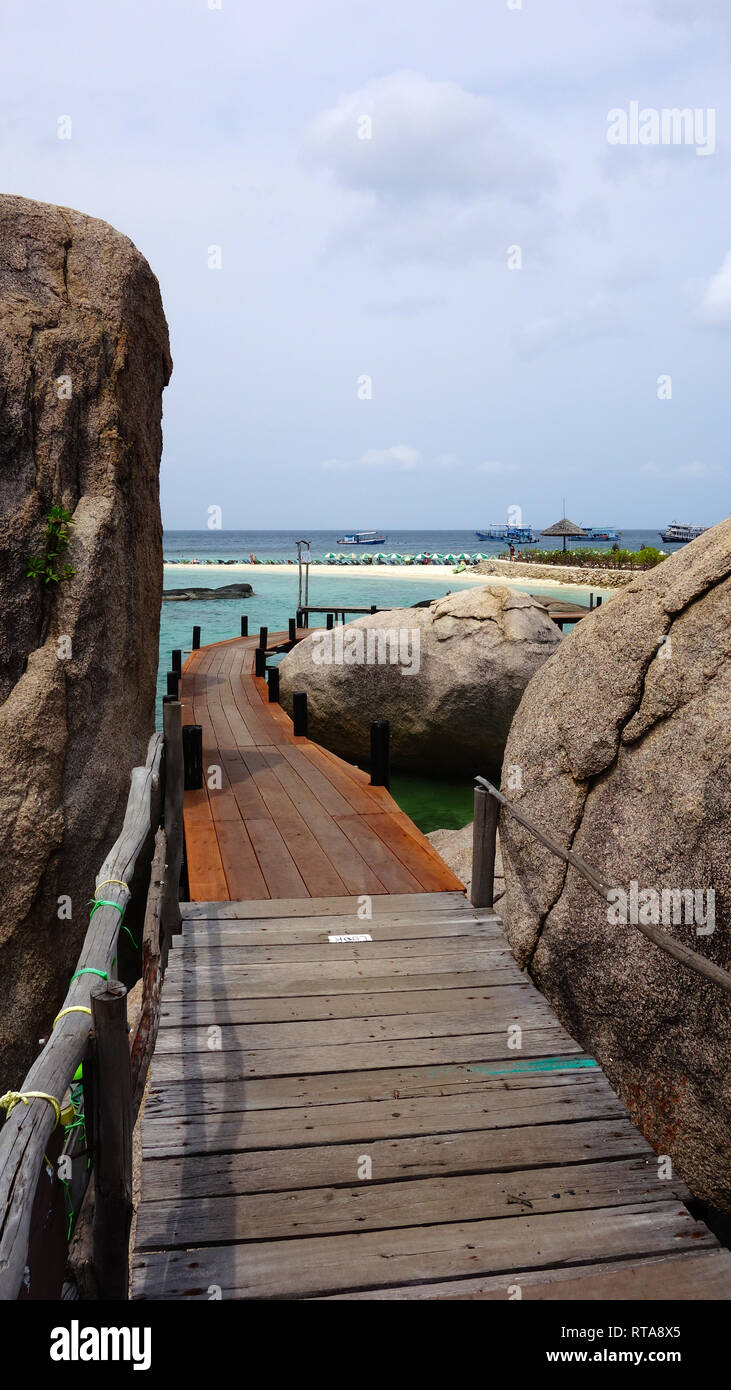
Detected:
left=278, top=584, right=561, bottom=777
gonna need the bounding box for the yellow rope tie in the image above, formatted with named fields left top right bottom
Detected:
left=53, top=1005, right=93, bottom=1030
left=94, top=878, right=130, bottom=897
left=0, top=1091, right=61, bottom=1128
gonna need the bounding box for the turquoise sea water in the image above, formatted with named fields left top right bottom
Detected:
left=157, top=550, right=614, bottom=831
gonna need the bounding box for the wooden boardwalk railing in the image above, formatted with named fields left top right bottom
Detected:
left=0, top=706, right=184, bottom=1301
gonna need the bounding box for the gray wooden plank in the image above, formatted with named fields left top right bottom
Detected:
left=150, top=1026, right=582, bottom=1083
left=135, top=1159, right=682, bottom=1250
left=144, top=1055, right=598, bottom=1120
left=155, top=998, right=554, bottom=1053
left=139, top=1117, right=653, bottom=1200
left=315, top=1249, right=731, bottom=1301
left=141, top=1076, right=622, bottom=1157
left=177, top=916, right=500, bottom=946
left=168, top=935, right=506, bottom=965
left=132, top=1201, right=715, bottom=1299
left=160, top=962, right=519, bottom=1001
left=179, top=891, right=469, bottom=920
left=159, top=982, right=534, bottom=1028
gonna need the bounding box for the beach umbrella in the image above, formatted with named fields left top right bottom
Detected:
left=389, top=552, right=400, bottom=562
left=444, top=553, right=456, bottom=563
left=540, top=517, right=588, bottom=552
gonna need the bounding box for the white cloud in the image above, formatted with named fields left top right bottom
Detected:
left=302, top=70, right=555, bottom=205
left=641, top=460, right=723, bottom=478
left=477, top=460, right=515, bottom=475
left=322, top=444, right=421, bottom=471
left=696, top=252, right=731, bottom=327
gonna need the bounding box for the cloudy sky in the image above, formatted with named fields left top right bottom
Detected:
left=1, top=0, right=729, bottom=530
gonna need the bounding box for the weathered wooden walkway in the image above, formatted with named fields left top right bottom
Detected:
left=132, top=634, right=731, bottom=1300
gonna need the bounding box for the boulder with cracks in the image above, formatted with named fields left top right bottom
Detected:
left=499, top=518, right=731, bottom=1210
left=0, top=195, right=171, bottom=1083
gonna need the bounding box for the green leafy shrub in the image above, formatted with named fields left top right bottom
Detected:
left=27, top=505, right=76, bottom=584
left=504, top=546, right=665, bottom=571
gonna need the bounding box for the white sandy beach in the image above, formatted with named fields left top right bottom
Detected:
left=163, top=560, right=618, bottom=600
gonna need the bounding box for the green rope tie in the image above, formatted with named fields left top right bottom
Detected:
left=69, top=967, right=108, bottom=985
left=87, top=899, right=137, bottom=949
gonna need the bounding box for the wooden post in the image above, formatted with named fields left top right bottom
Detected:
left=91, top=982, right=132, bottom=1301
left=162, top=702, right=183, bottom=956
left=192, top=625, right=201, bottom=650
left=258, top=625, right=268, bottom=649
left=166, top=670, right=179, bottom=698
left=597, top=596, right=603, bottom=607
left=471, top=783, right=498, bottom=909
left=240, top=615, right=248, bottom=637
left=131, top=829, right=165, bottom=1110
left=288, top=618, right=297, bottom=643
left=254, top=647, right=266, bottom=678
left=292, top=691, right=308, bottom=737
left=296, top=608, right=303, bottom=629
left=326, top=612, right=334, bottom=630
left=268, top=666, right=280, bottom=703
left=182, top=724, right=203, bottom=790
left=589, top=593, right=594, bottom=611
left=370, top=720, right=390, bottom=788
left=171, top=649, right=182, bottom=675
left=370, top=604, right=377, bottom=614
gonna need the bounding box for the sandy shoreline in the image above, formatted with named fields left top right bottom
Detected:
left=163, top=560, right=618, bottom=599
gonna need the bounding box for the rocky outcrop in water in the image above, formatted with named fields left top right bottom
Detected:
left=499, top=519, right=731, bottom=1209
left=163, top=582, right=253, bottom=601
left=279, top=585, right=560, bottom=776
left=0, top=195, right=171, bottom=1083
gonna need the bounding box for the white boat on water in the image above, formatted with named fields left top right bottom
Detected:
left=336, top=531, right=386, bottom=545
left=659, top=522, right=709, bottom=544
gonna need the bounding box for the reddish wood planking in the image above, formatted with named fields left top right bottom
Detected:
left=179, top=632, right=464, bottom=902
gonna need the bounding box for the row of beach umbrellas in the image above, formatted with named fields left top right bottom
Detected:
left=322, top=552, right=487, bottom=565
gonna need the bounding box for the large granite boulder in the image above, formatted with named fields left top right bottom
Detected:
left=499, top=519, right=731, bottom=1209
left=278, top=585, right=560, bottom=775
left=0, top=195, right=171, bottom=1083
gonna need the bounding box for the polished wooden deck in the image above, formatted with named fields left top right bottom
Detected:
left=132, top=891, right=730, bottom=1300
left=179, top=634, right=463, bottom=902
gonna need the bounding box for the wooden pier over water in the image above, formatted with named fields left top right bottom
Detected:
left=131, top=631, right=731, bottom=1300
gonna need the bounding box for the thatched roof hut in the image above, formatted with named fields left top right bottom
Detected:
left=540, top=517, right=588, bottom=551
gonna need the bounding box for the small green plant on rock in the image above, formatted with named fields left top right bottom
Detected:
left=27, top=505, right=76, bottom=584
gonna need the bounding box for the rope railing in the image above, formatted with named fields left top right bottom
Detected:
left=472, top=776, right=731, bottom=997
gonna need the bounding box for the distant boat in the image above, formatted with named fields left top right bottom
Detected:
left=337, top=531, right=386, bottom=545
left=475, top=525, right=536, bottom=543
left=659, top=522, right=709, bottom=544
left=576, top=527, right=621, bottom=542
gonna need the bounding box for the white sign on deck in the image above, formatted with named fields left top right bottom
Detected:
left=328, top=933, right=372, bottom=943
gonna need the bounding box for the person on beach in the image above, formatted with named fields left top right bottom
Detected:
left=509, top=543, right=515, bottom=562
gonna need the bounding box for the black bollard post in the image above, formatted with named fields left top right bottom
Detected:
left=259, top=625, right=268, bottom=650
left=326, top=612, right=334, bottom=630
left=182, top=725, right=203, bottom=790
left=370, top=719, right=390, bottom=788
left=192, top=625, right=201, bottom=650
left=172, top=649, right=182, bottom=676
left=166, top=670, right=179, bottom=699
left=370, top=604, right=377, bottom=615
left=292, top=691, right=308, bottom=737
left=268, top=666, right=280, bottom=703
left=597, top=596, right=603, bottom=607
left=288, top=617, right=297, bottom=643
left=296, top=608, right=303, bottom=629
left=254, top=648, right=266, bottom=677
left=241, top=615, right=248, bottom=637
